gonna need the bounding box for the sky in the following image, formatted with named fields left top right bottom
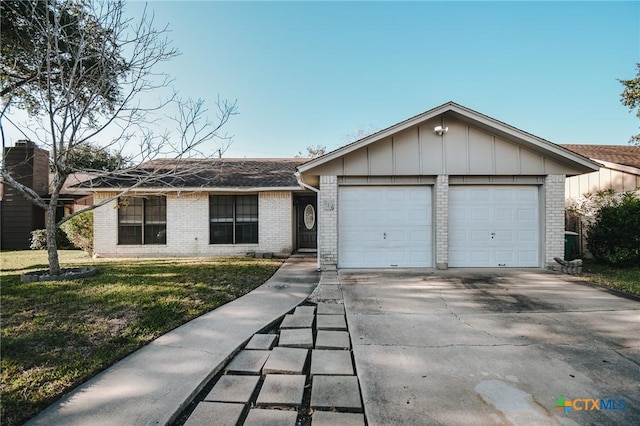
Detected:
left=4, top=1, right=640, bottom=158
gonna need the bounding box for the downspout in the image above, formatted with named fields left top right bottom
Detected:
left=295, top=171, right=321, bottom=271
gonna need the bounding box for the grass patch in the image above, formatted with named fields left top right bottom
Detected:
left=581, top=260, right=640, bottom=297
left=1, top=250, right=283, bottom=426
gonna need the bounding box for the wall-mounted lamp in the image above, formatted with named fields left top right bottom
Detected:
left=434, top=125, right=449, bottom=136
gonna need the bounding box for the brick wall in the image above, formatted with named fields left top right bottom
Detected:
left=435, top=175, right=449, bottom=269
left=93, top=191, right=293, bottom=257
left=319, top=176, right=338, bottom=270
left=545, top=175, right=566, bottom=268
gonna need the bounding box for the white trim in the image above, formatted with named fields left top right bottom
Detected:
left=75, top=186, right=303, bottom=193
left=593, top=160, right=640, bottom=176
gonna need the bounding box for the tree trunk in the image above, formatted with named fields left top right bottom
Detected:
left=46, top=204, right=61, bottom=276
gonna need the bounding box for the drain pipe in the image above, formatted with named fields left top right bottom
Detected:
left=295, top=171, right=321, bottom=272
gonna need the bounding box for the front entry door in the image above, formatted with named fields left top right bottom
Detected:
left=297, top=196, right=317, bottom=250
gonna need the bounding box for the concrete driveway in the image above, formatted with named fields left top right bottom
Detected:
left=341, top=269, right=640, bottom=426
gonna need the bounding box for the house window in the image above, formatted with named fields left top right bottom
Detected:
left=118, top=196, right=167, bottom=245
left=209, top=195, right=258, bottom=244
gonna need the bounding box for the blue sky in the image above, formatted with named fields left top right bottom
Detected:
left=6, top=1, right=640, bottom=158
left=128, top=0, right=639, bottom=158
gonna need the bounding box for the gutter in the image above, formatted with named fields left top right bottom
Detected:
left=294, top=171, right=321, bottom=272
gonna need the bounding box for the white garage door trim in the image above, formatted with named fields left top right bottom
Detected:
left=338, top=186, right=433, bottom=268
left=449, top=186, right=540, bottom=267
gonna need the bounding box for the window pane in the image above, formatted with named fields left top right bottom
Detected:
left=145, top=196, right=167, bottom=225
left=119, top=225, right=142, bottom=245
left=118, top=198, right=143, bottom=224
left=118, top=198, right=143, bottom=244
left=211, top=223, right=233, bottom=244
left=236, top=195, right=258, bottom=222
left=236, top=223, right=258, bottom=244
left=144, top=224, right=166, bottom=244
left=210, top=195, right=234, bottom=222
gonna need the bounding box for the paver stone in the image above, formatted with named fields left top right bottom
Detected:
left=256, top=374, right=306, bottom=406
left=311, top=375, right=362, bottom=410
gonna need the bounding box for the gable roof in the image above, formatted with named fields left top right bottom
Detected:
left=298, top=101, right=600, bottom=174
left=74, top=158, right=307, bottom=191
left=561, top=144, right=640, bottom=170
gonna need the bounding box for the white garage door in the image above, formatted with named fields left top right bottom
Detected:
left=339, top=186, right=432, bottom=268
left=449, top=186, right=539, bottom=267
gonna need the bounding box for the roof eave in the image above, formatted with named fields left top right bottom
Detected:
left=82, top=186, right=304, bottom=193
left=594, top=159, right=640, bottom=176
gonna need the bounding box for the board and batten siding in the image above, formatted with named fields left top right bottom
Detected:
left=565, top=165, right=640, bottom=200
left=308, top=116, right=584, bottom=178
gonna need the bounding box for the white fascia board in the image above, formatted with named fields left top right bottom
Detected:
left=594, top=160, right=640, bottom=176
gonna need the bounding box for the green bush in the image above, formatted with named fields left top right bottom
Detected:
left=61, top=210, right=94, bottom=256
left=30, top=228, right=73, bottom=250
left=587, top=192, right=640, bottom=266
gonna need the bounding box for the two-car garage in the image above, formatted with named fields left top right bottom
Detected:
left=297, top=102, right=600, bottom=270
left=338, top=185, right=540, bottom=268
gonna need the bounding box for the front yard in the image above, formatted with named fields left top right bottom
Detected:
left=0, top=251, right=283, bottom=426
left=582, top=260, right=640, bottom=297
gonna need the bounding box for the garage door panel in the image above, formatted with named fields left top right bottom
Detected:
left=449, top=186, right=539, bottom=267
left=339, top=186, right=432, bottom=268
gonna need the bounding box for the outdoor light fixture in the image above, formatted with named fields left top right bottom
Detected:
left=434, top=125, right=448, bottom=135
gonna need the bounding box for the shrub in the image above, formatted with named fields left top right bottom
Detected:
left=30, top=228, right=73, bottom=250
left=587, top=192, right=640, bottom=266
left=61, top=210, right=94, bottom=256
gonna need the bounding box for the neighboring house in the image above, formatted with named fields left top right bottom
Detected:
left=560, top=144, right=640, bottom=257
left=561, top=144, right=640, bottom=199
left=85, top=102, right=600, bottom=269
left=1, top=140, right=49, bottom=249
left=1, top=140, right=94, bottom=249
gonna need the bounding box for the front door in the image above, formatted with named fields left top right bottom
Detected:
left=297, top=196, right=317, bottom=250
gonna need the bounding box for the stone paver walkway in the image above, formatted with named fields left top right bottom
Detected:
left=178, top=271, right=366, bottom=426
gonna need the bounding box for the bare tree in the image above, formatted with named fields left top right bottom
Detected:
left=1, top=0, right=237, bottom=275
left=296, top=144, right=327, bottom=158
left=342, top=124, right=379, bottom=144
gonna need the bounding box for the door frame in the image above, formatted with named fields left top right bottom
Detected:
left=294, top=193, right=317, bottom=252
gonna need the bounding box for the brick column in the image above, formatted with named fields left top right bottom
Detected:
left=435, top=175, right=449, bottom=269
left=545, top=175, right=565, bottom=269
left=319, top=175, right=338, bottom=270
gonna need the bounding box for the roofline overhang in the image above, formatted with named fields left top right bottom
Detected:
left=298, top=101, right=601, bottom=174
left=593, top=159, right=640, bottom=176
left=76, top=186, right=304, bottom=193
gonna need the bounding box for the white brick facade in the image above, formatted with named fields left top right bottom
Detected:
left=319, top=175, right=338, bottom=270
left=93, top=191, right=293, bottom=257
left=544, top=174, right=566, bottom=269
left=435, top=175, right=449, bottom=270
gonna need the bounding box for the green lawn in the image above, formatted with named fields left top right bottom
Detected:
left=581, top=260, right=640, bottom=297
left=0, top=250, right=283, bottom=426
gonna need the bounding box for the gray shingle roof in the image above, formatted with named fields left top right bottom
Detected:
left=74, top=158, right=307, bottom=189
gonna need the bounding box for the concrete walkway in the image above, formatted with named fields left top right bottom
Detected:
left=26, top=256, right=319, bottom=426
left=181, top=269, right=366, bottom=426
